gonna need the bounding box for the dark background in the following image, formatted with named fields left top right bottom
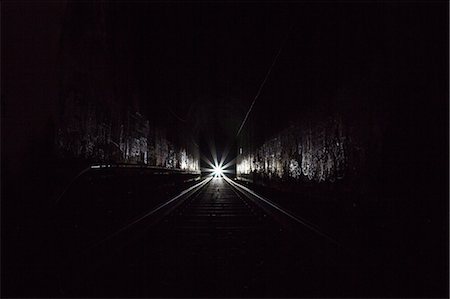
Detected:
left=2, top=1, right=449, bottom=297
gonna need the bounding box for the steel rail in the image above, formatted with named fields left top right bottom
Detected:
left=223, top=176, right=340, bottom=246
left=86, top=176, right=212, bottom=251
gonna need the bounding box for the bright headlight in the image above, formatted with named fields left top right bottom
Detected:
left=213, top=165, right=223, bottom=177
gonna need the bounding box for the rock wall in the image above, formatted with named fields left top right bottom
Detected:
left=237, top=115, right=347, bottom=182
left=55, top=2, right=199, bottom=172
left=237, top=87, right=386, bottom=195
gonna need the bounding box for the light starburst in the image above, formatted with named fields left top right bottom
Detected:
left=201, top=141, right=236, bottom=178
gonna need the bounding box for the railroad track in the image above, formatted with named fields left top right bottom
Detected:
left=59, top=176, right=350, bottom=297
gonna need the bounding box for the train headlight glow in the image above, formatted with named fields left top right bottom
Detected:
left=213, top=165, right=224, bottom=177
